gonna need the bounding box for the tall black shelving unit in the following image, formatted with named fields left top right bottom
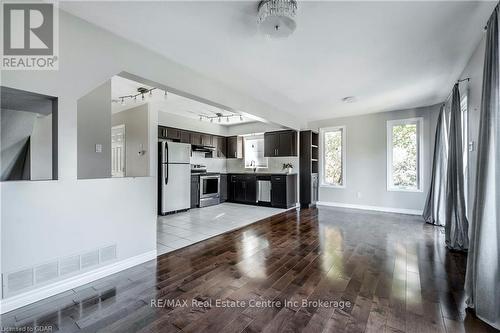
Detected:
left=300, top=130, right=319, bottom=208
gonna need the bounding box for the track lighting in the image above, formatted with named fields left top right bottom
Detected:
left=149, top=90, right=153, bottom=97
left=226, top=117, right=229, bottom=122
left=121, top=98, right=125, bottom=105
left=142, top=94, right=145, bottom=101
left=240, top=115, right=243, bottom=121
left=218, top=117, right=221, bottom=123
left=210, top=118, right=213, bottom=123
left=164, top=91, right=167, bottom=99
left=199, top=116, right=202, bottom=121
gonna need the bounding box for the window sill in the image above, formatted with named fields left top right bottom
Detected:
left=387, top=187, right=423, bottom=193
left=320, top=184, right=345, bottom=189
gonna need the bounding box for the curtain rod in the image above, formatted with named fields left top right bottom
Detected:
left=443, top=77, right=470, bottom=105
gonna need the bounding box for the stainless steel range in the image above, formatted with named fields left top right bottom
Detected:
left=191, top=165, right=221, bottom=208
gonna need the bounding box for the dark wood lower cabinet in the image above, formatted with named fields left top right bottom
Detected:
left=228, top=174, right=257, bottom=204
left=227, top=173, right=296, bottom=208
left=271, top=174, right=297, bottom=208
left=220, top=174, right=227, bottom=202
left=190, top=175, right=200, bottom=208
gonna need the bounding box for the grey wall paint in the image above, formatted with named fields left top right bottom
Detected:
left=77, top=80, right=112, bottom=179
left=30, top=114, right=53, bottom=180
left=112, top=104, right=149, bottom=177
left=458, top=36, right=485, bottom=219
left=308, top=104, right=440, bottom=211
left=0, top=109, right=36, bottom=180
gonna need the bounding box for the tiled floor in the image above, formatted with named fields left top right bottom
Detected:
left=156, top=202, right=286, bottom=255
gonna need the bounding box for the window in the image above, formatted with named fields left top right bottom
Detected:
left=387, top=118, right=423, bottom=191
left=320, top=126, right=346, bottom=187
left=244, top=135, right=268, bottom=169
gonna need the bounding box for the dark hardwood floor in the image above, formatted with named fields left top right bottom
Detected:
left=1, top=207, right=497, bottom=333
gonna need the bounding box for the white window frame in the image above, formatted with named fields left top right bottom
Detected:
left=243, top=134, right=268, bottom=169
left=386, top=117, right=424, bottom=192
left=320, top=126, right=346, bottom=188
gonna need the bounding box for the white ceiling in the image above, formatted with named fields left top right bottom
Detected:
left=111, top=75, right=254, bottom=125
left=62, top=1, right=496, bottom=122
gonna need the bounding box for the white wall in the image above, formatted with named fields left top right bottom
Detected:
left=0, top=9, right=301, bottom=309
left=225, top=122, right=285, bottom=136
left=112, top=104, right=150, bottom=177
left=458, top=36, right=486, bottom=218
left=308, top=104, right=440, bottom=213
left=157, top=109, right=227, bottom=136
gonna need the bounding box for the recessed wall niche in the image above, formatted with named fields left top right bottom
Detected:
left=1, top=86, right=58, bottom=181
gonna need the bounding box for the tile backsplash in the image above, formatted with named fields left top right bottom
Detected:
left=190, top=151, right=227, bottom=173
left=190, top=151, right=298, bottom=174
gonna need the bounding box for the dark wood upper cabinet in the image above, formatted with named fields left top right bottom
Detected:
left=180, top=130, right=191, bottom=144
left=212, top=136, right=227, bottom=158
left=158, top=126, right=167, bottom=139
left=264, top=130, right=297, bottom=157
left=190, top=132, right=201, bottom=145
left=226, top=136, right=243, bottom=159
left=218, top=136, right=227, bottom=158
left=264, top=133, right=278, bottom=157
left=201, top=134, right=212, bottom=146
left=165, top=127, right=181, bottom=141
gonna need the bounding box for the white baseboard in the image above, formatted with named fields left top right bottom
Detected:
left=0, top=250, right=157, bottom=314
left=316, top=201, right=422, bottom=216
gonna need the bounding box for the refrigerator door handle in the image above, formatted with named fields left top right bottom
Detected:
left=164, top=164, right=169, bottom=185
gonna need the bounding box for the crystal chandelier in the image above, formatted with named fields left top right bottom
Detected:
left=257, top=0, right=298, bottom=38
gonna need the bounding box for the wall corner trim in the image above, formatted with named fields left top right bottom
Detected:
left=0, top=250, right=157, bottom=314
left=316, top=201, right=423, bottom=216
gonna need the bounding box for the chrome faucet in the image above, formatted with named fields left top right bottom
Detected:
left=250, top=160, right=257, bottom=173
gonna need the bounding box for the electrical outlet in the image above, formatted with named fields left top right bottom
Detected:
left=95, top=144, right=102, bottom=153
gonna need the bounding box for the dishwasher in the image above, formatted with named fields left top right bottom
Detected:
left=257, top=175, right=272, bottom=206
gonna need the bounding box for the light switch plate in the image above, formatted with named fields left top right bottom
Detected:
left=469, top=141, right=475, bottom=152
left=95, top=144, right=102, bottom=153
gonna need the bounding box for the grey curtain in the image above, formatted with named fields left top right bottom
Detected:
left=465, top=5, right=500, bottom=329
left=444, top=84, right=469, bottom=251
left=423, top=106, right=448, bottom=226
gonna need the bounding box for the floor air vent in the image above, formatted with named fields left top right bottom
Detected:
left=2, top=244, right=117, bottom=297
left=34, top=262, right=59, bottom=284
left=100, top=245, right=117, bottom=263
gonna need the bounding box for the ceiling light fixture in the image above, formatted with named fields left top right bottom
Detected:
left=226, top=117, right=229, bottom=122
left=113, top=86, right=158, bottom=105
left=257, top=0, right=297, bottom=38
left=240, top=115, right=243, bottom=121
left=164, top=90, right=168, bottom=99
left=218, top=117, right=221, bottom=123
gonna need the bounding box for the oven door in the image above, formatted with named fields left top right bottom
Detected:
left=200, top=175, right=220, bottom=199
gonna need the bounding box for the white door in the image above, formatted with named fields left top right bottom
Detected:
left=112, top=125, right=125, bottom=177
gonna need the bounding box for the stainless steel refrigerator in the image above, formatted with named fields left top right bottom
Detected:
left=158, top=141, right=191, bottom=214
